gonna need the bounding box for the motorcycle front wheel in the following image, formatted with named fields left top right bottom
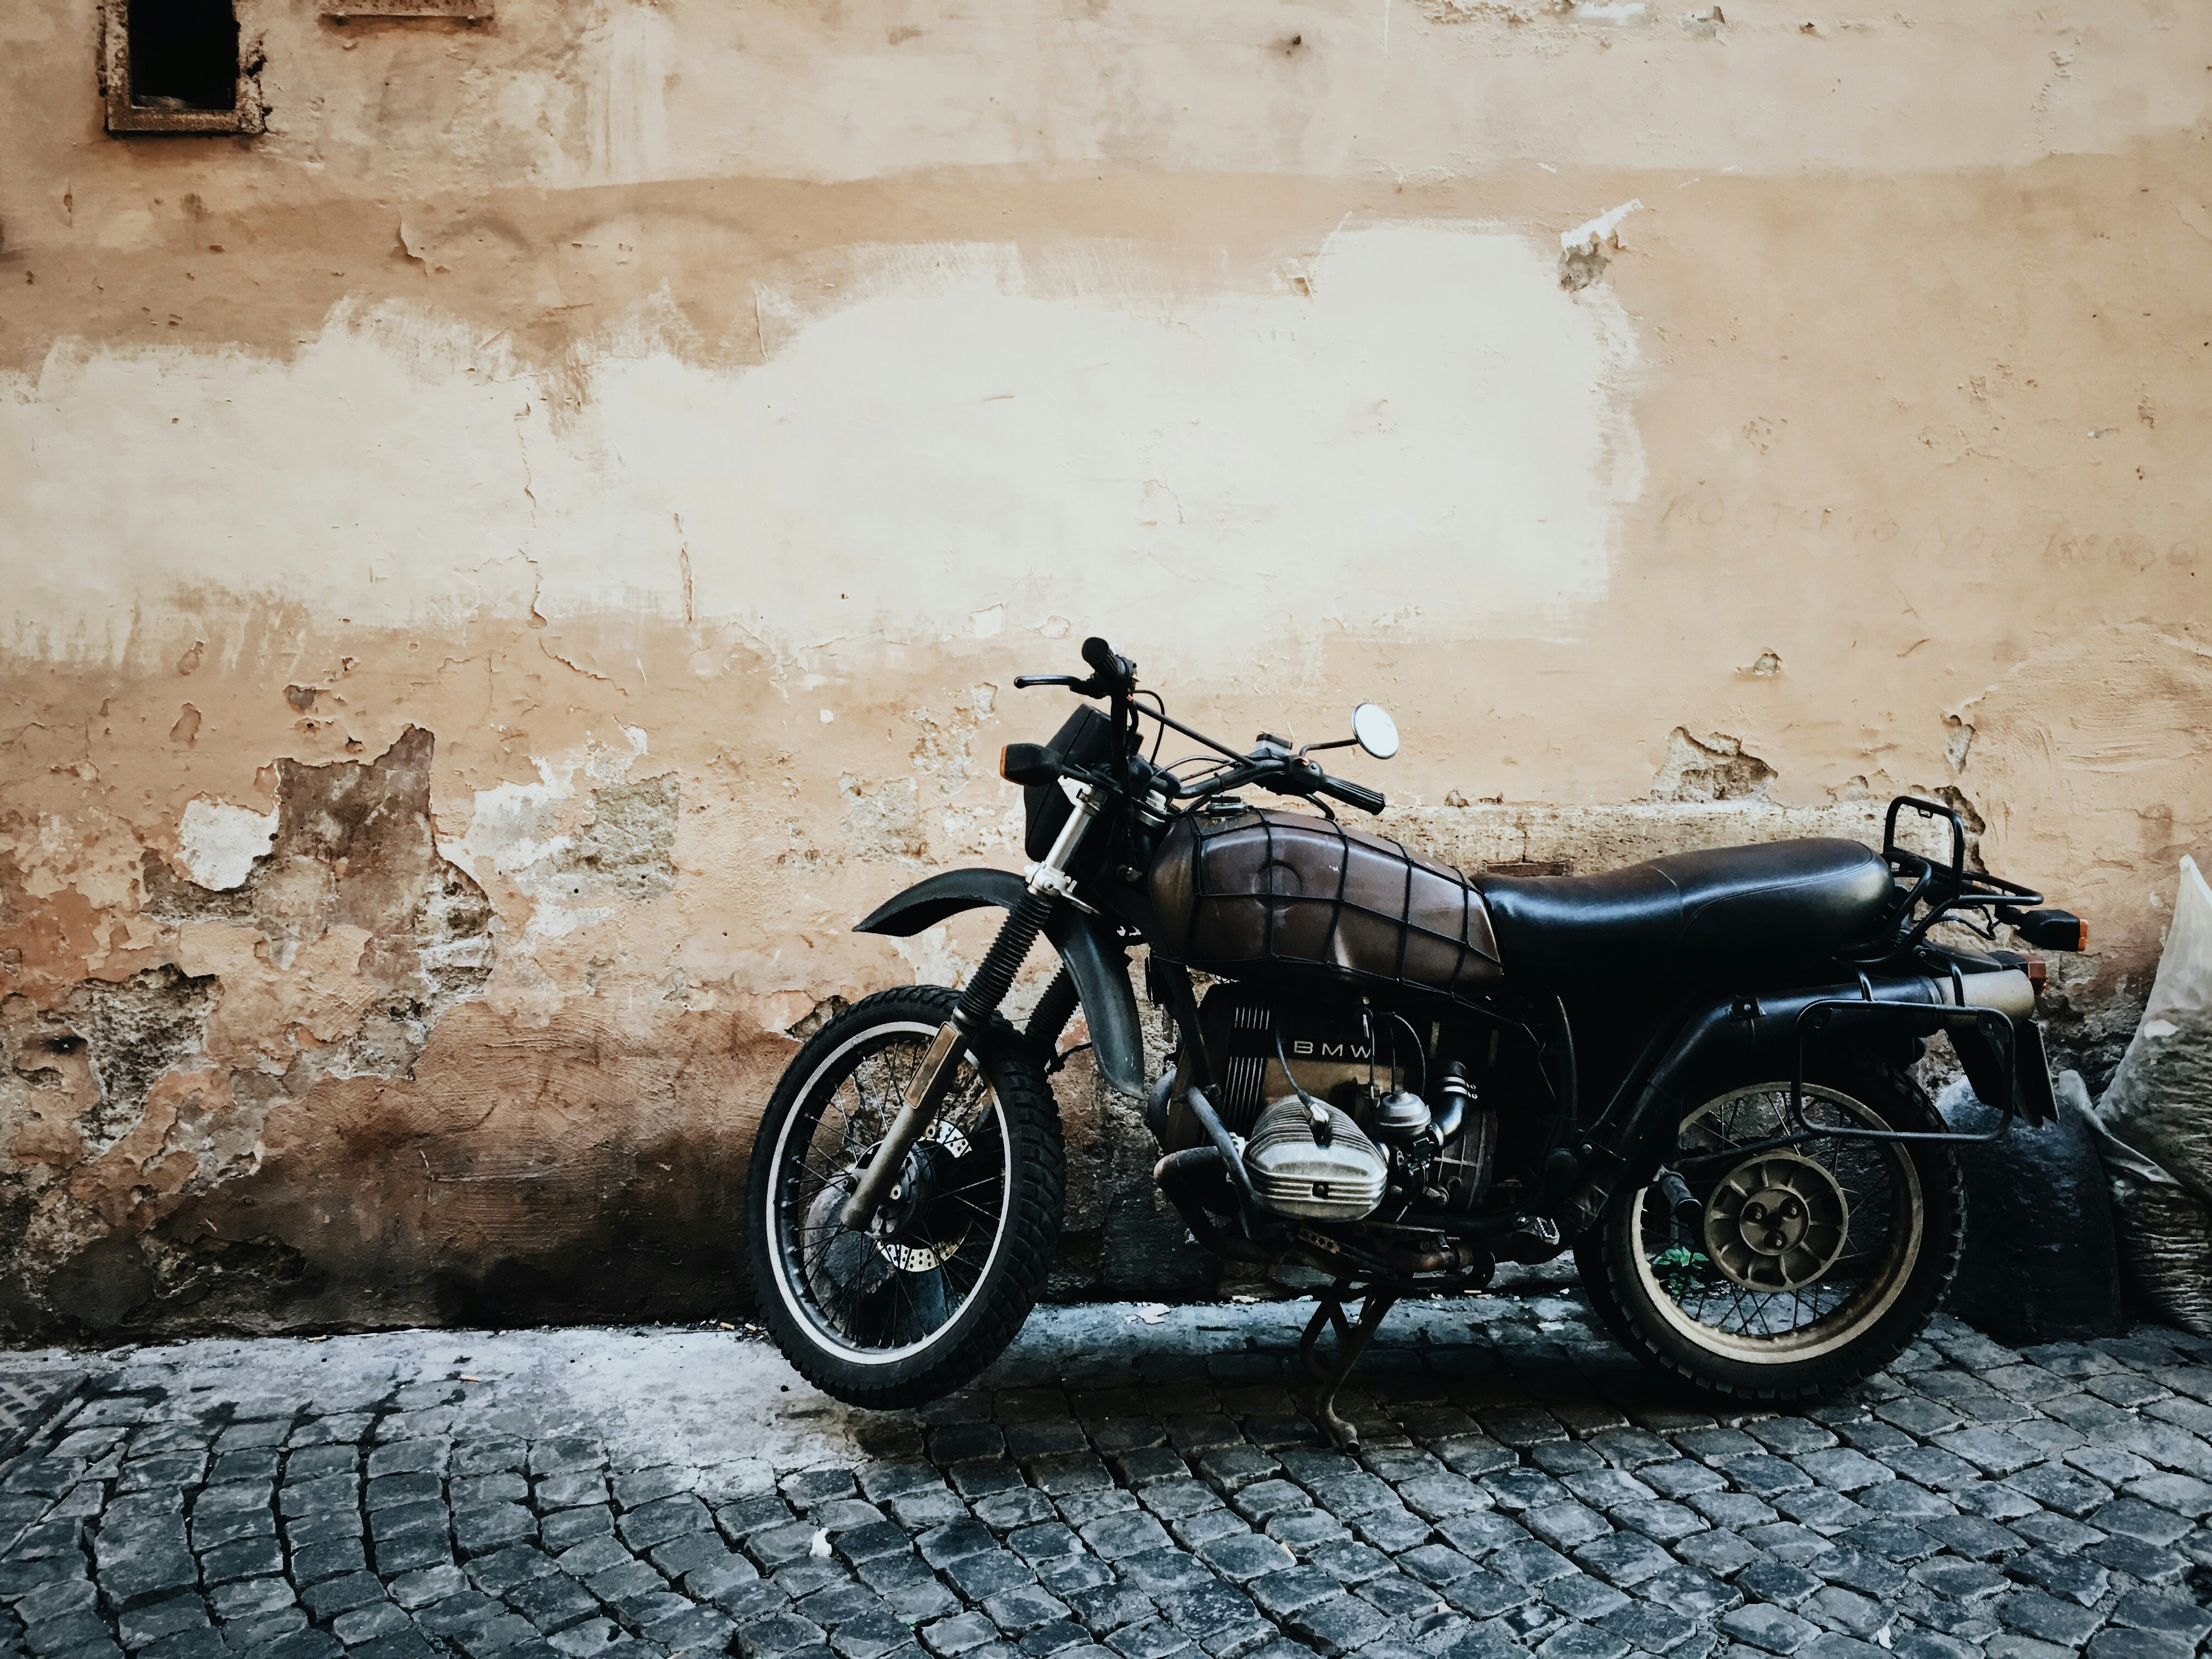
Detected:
left=1576, top=1050, right=1965, bottom=1402
left=744, top=986, right=1064, bottom=1409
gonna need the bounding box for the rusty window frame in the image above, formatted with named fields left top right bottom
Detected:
left=325, top=1, right=493, bottom=15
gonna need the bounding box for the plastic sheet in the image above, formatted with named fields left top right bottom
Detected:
left=2086, top=855, right=2212, bottom=1336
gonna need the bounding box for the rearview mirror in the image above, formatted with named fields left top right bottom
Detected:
left=1352, top=703, right=1400, bottom=760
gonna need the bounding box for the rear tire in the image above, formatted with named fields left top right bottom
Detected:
left=745, top=986, right=1064, bottom=1409
left=1576, top=1049, right=1964, bottom=1402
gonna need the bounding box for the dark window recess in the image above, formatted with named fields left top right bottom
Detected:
left=127, top=0, right=240, bottom=111
left=103, top=0, right=261, bottom=134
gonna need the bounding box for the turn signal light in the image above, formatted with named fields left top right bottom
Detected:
left=2000, top=907, right=2089, bottom=952
left=1000, top=743, right=1058, bottom=786
left=2021, top=910, right=2088, bottom=952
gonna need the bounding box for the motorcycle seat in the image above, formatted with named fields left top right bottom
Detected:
left=1473, top=837, right=1894, bottom=984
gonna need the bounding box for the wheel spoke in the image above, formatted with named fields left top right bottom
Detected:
left=765, top=1014, right=1020, bottom=1361
left=1649, top=1080, right=1925, bottom=1351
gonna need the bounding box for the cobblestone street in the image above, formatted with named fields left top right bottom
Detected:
left=1, top=1282, right=2207, bottom=1659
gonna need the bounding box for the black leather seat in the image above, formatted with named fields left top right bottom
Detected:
left=1474, top=838, right=1894, bottom=984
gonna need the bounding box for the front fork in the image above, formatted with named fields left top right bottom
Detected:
left=838, top=783, right=1104, bottom=1230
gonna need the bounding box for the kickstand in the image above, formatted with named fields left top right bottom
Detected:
left=1295, top=1279, right=1400, bottom=1451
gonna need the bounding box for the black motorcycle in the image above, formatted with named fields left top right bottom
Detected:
left=744, top=638, right=2087, bottom=1442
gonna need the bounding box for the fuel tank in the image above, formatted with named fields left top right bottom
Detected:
left=1148, top=806, right=1504, bottom=1003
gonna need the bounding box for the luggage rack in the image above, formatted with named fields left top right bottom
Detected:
left=1853, top=795, right=2047, bottom=960
left=1670, top=989, right=2028, bottom=1178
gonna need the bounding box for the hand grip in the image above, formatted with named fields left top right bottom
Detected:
left=1320, top=774, right=1386, bottom=814
left=1079, top=636, right=1137, bottom=697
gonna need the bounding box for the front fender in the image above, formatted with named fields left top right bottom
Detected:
left=855, top=870, right=1147, bottom=1099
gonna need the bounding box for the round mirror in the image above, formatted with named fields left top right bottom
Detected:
left=1352, top=703, right=1400, bottom=760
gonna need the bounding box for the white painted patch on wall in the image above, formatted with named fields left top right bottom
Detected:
left=452, top=729, right=652, bottom=947
left=1562, top=200, right=1645, bottom=257
left=4, top=304, right=539, bottom=659
left=176, top=800, right=279, bottom=891
left=1570, top=2, right=1649, bottom=23
left=3, top=224, right=1644, bottom=664
left=592, top=223, right=1645, bottom=657
left=890, top=926, right=972, bottom=991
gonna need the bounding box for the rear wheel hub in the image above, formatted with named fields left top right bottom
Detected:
left=1703, top=1151, right=1848, bottom=1290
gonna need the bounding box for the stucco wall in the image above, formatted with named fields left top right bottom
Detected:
left=2, top=0, right=2208, bottom=1336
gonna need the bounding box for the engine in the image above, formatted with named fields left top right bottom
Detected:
left=1243, top=1099, right=1387, bottom=1221
left=1169, top=987, right=1499, bottom=1224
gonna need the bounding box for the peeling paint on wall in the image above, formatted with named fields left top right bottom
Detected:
left=455, top=730, right=677, bottom=941
left=0, top=0, right=2208, bottom=1329
left=1651, top=729, right=1777, bottom=804
left=0, top=729, right=494, bottom=1333
left=176, top=801, right=280, bottom=892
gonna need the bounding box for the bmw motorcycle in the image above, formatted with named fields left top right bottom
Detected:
left=744, top=639, right=2087, bottom=1441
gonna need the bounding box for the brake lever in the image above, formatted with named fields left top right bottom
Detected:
left=1179, top=758, right=1271, bottom=801
left=1010, top=670, right=1122, bottom=698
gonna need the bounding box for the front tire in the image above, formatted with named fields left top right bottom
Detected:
left=1577, top=1049, right=1964, bottom=1402
left=746, top=986, right=1064, bottom=1409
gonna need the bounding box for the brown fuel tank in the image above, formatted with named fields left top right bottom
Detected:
left=1147, top=807, right=1504, bottom=1002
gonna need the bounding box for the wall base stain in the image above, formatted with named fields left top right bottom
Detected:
left=0, top=726, right=504, bottom=1338
left=3, top=0, right=2209, bottom=1333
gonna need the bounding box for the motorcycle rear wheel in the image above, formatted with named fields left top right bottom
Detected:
left=745, top=986, right=1064, bottom=1409
left=1576, top=1050, right=1964, bottom=1402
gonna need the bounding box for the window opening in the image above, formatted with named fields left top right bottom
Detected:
left=104, top=0, right=262, bottom=134
left=127, top=0, right=240, bottom=112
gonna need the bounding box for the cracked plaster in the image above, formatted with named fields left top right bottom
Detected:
left=0, top=0, right=2208, bottom=1331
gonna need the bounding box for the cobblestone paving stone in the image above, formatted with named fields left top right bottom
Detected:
left=0, top=1285, right=2206, bottom=1659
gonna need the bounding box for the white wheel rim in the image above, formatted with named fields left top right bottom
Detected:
left=766, top=1019, right=1016, bottom=1367
left=1631, top=1081, right=1924, bottom=1365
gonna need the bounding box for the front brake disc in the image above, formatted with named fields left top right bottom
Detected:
left=870, top=1120, right=975, bottom=1273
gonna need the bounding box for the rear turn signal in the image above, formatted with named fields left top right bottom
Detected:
left=1999, top=905, right=2089, bottom=952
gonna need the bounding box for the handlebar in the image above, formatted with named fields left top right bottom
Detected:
left=1013, top=635, right=1387, bottom=814
left=1080, top=635, right=1137, bottom=698
left=1012, top=636, right=1136, bottom=700
left=1263, top=757, right=1386, bottom=815
left=1154, top=755, right=1386, bottom=815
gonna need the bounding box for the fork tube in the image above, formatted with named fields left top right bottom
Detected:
left=1025, top=968, right=1080, bottom=1052
left=840, top=784, right=1103, bottom=1229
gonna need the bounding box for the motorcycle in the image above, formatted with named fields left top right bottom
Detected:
left=744, top=637, right=2088, bottom=1443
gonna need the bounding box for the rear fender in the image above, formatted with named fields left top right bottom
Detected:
left=1954, top=1019, right=2059, bottom=1128
left=856, top=869, right=1146, bottom=1099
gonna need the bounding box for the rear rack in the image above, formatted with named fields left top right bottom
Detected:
left=1669, top=996, right=2033, bottom=1175
left=1848, top=795, right=2045, bottom=961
